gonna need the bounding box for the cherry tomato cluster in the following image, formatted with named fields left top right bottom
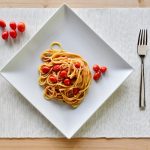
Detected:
left=41, top=62, right=81, bottom=95
left=93, top=64, right=107, bottom=81
left=0, top=19, right=26, bottom=40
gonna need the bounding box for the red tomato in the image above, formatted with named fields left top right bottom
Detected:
left=9, top=30, right=17, bottom=39
left=64, top=78, right=71, bottom=86
left=17, top=22, right=25, bottom=32
left=100, top=66, right=107, bottom=73
left=93, top=64, right=100, bottom=72
left=2, top=31, right=8, bottom=40
left=41, top=66, right=50, bottom=74
left=49, top=76, right=57, bottom=83
left=74, top=62, right=81, bottom=68
left=53, top=65, right=60, bottom=72
left=59, top=70, right=67, bottom=78
left=0, top=20, right=6, bottom=28
left=9, top=22, right=16, bottom=30
left=93, top=71, right=101, bottom=80
left=73, top=88, right=80, bottom=95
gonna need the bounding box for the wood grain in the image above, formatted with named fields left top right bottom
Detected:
left=0, top=0, right=150, bottom=8
left=0, top=138, right=150, bottom=150
left=0, top=0, right=150, bottom=150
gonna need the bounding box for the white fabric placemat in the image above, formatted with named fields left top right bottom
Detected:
left=0, top=8, right=150, bottom=138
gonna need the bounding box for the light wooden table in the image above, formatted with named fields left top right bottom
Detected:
left=1, top=0, right=150, bottom=149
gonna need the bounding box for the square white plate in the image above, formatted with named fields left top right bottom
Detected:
left=0, top=5, right=133, bottom=138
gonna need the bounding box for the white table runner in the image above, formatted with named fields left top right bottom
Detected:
left=0, top=8, right=150, bottom=138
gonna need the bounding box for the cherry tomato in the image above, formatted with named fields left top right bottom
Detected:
left=53, top=65, right=60, bottom=72
left=93, top=71, right=101, bottom=80
left=2, top=31, right=8, bottom=40
left=0, top=19, right=6, bottom=28
left=64, top=78, right=71, bottom=86
left=9, top=30, right=17, bottom=39
left=41, top=66, right=50, bottom=74
left=73, top=88, right=80, bottom=95
left=59, top=70, right=67, bottom=78
left=93, top=64, right=100, bottom=72
left=74, top=62, right=81, bottom=68
left=9, top=22, right=16, bottom=30
left=49, top=76, right=57, bottom=83
left=100, top=66, right=107, bottom=73
left=17, top=22, right=25, bottom=32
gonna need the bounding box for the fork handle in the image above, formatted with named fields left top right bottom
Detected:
left=139, top=57, right=146, bottom=110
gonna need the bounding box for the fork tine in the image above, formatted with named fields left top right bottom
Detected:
left=138, top=29, right=141, bottom=45
left=143, top=29, right=146, bottom=45
left=146, top=29, right=148, bottom=45
left=140, top=29, right=143, bottom=45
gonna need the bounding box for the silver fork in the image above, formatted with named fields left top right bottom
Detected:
left=137, top=29, right=148, bottom=110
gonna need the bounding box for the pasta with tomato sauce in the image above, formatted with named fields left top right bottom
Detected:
left=38, top=42, right=92, bottom=108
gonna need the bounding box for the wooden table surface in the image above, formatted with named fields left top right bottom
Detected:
left=1, top=0, right=150, bottom=149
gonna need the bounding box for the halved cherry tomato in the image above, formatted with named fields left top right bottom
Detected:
left=2, top=31, right=8, bottom=40
left=100, top=66, right=107, bottom=73
left=73, top=88, right=80, bottom=95
left=59, top=70, right=67, bottom=78
left=41, top=66, right=50, bottom=74
left=0, top=20, right=6, bottom=28
left=17, top=22, right=25, bottom=32
left=49, top=76, right=57, bottom=83
left=9, top=30, right=17, bottom=39
left=93, top=71, right=101, bottom=80
left=9, top=22, right=16, bottom=30
left=53, top=65, right=60, bottom=72
left=64, top=78, right=71, bottom=86
left=93, top=64, right=100, bottom=72
left=74, top=62, right=81, bottom=68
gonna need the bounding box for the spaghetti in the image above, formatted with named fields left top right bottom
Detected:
left=38, top=42, right=92, bottom=108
